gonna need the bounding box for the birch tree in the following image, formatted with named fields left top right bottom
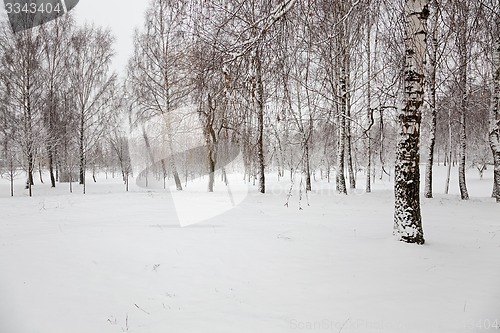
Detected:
left=423, top=0, right=439, bottom=198
left=190, top=35, right=227, bottom=192
left=0, top=77, right=21, bottom=196
left=39, top=15, right=74, bottom=188
left=0, top=23, right=44, bottom=196
left=489, top=1, right=500, bottom=202
left=364, top=0, right=377, bottom=193
left=393, top=0, right=428, bottom=244
left=456, top=1, right=470, bottom=200
left=191, top=0, right=297, bottom=194
left=127, top=0, right=190, bottom=191
left=68, top=24, right=116, bottom=192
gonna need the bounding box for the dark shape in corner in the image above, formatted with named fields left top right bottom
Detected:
left=4, top=0, right=80, bottom=33
left=64, top=0, right=77, bottom=11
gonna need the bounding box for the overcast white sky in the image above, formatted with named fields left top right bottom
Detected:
left=0, top=1, right=150, bottom=76
left=72, top=0, right=150, bottom=76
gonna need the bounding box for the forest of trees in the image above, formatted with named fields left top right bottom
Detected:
left=0, top=0, right=499, bottom=243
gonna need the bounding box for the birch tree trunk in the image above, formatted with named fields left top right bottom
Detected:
left=254, top=48, right=266, bottom=194
left=424, top=0, right=438, bottom=198
left=336, top=65, right=347, bottom=195
left=365, top=1, right=373, bottom=193
left=444, top=106, right=452, bottom=194
left=346, top=58, right=356, bottom=189
left=335, top=5, right=348, bottom=195
left=79, top=110, right=85, bottom=187
left=457, top=2, right=469, bottom=200
left=205, top=94, right=218, bottom=193
left=393, top=0, right=428, bottom=245
left=490, top=17, right=500, bottom=203
left=25, top=92, right=35, bottom=196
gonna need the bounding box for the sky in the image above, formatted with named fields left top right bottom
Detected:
left=72, top=0, right=150, bottom=76
left=0, top=0, right=150, bottom=75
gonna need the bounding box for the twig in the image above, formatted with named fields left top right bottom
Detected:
left=134, top=303, right=150, bottom=315
left=338, top=317, right=350, bottom=333
left=121, top=313, right=129, bottom=331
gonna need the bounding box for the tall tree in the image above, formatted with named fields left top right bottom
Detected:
left=68, top=24, right=116, bottom=192
left=0, top=23, right=44, bottom=197
left=423, top=0, right=439, bottom=198
left=40, top=15, right=74, bottom=188
left=456, top=1, right=470, bottom=200
left=489, top=1, right=500, bottom=202
left=127, top=0, right=192, bottom=192
left=393, top=0, right=428, bottom=244
left=191, top=0, right=297, bottom=194
left=270, top=1, right=317, bottom=192
left=364, top=0, right=376, bottom=193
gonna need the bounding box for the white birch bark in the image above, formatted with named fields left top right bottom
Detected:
left=457, top=2, right=469, bottom=200
left=365, top=1, right=373, bottom=193
left=336, top=65, right=348, bottom=195
left=424, top=0, right=438, bottom=199
left=490, top=15, right=500, bottom=202
left=393, top=0, right=428, bottom=244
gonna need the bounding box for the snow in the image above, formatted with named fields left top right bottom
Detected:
left=0, top=166, right=499, bottom=333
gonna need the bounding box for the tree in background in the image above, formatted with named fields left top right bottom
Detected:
left=68, top=24, right=116, bottom=193
left=423, top=0, right=439, bottom=198
left=39, top=14, right=75, bottom=188
left=127, top=0, right=191, bottom=191
left=455, top=1, right=471, bottom=200
left=0, top=23, right=45, bottom=197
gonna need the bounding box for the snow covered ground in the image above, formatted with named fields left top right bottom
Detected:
left=0, top=166, right=499, bottom=333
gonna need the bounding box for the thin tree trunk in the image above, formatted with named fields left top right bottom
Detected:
left=55, top=153, right=59, bottom=182
left=39, top=160, right=44, bottom=184
left=208, top=148, right=215, bottom=192
left=25, top=101, right=35, bottom=191
left=79, top=111, right=85, bottom=186
left=365, top=2, right=373, bottom=193
left=304, top=139, right=312, bottom=191
left=393, top=0, right=428, bottom=245
left=336, top=65, right=348, bottom=195
left=346, top=102, right=355, bottom=189
left=47, top=84, right=56, bottom=188
left=346, top=59, right=355, bottom=189
left=207, top=128, right=217, bottom=192
left=166, top=135, right=182, bottom=191
left=458, top=99, right=469, bottom=199
left=457, top=2, right=469, bottom=200
left=254, top=48, right=266, bottom=194
left=9, top=158, right=14, bottom=197
left=378, top=109, right=386, bottom=180
left=204, top=94, right=218, bottom=193
left=27, top=152, right=34, bottom=187
left=424, top=0, right=438, bottom=199
left=445, top=107, right=452, bottom=194
left=48, top=147, right=56, bottom=187
left=490, top=20, right=500, bottom=203
left=26, top=139, right=34, bottom=197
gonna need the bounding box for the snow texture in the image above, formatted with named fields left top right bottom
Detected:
left=0, top=166, right=499, bottom=333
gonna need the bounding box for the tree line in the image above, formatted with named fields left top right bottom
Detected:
left=0, top=0, right=498, bottom=242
